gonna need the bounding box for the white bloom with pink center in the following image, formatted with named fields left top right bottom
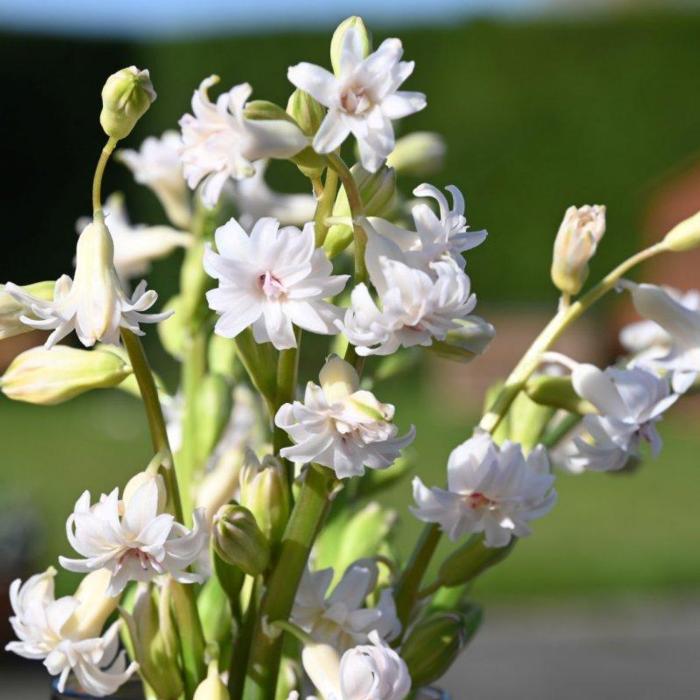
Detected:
left=204, top=216, right=349, bottom=350
left=412, top=432, right=556, bottom=547
left=288, top=28, right=426, bottom=172
left=59, top=473, right=207, bottom=595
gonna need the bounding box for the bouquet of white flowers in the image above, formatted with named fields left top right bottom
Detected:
left=4, top=16, right=700, bottom=700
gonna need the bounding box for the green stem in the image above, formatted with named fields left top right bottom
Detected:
left=171, top=580, right=208, bottom=700
left=242, top=465, right=334, bottom=700
left=92, top=137, right=118, bottom=217
left=229, top=578, right=259, bottom=700
left=313, top=168, right=339, bottom=247
left=542, top=412, right=582, bottom=449
left=479, top=242, right=667, bottom=435
left=393, top=523, right=441, bottom=631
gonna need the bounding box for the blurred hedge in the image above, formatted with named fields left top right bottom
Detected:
left=3, top=13, right=700, bottom=302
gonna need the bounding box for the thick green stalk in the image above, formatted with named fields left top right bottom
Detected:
left=229, top=578, right=259, bottom=700
left=242, top=465, right=334, bottom=700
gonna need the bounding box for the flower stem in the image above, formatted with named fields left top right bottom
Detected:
left=313, top=168, right=339, bottom=247
left=92, top=136, right=119, bottom=218
left=479, top=242, right=667, bottom=435
left=228, top=578, right=259, bottom=700
left=241, top=464, right=334, bottom=700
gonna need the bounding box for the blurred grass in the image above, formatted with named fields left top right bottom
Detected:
left=2, top=371, right=698, bottom=602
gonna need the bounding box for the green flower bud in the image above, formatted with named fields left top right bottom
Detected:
left=330, top=16, right=371, bottom=76
left=525, top=374, right=597, bottom=415
left=386, top=132, right=446, bottom=177
left=401, top=608, right=482, bottom=686
left=121, top=583, right=183, bottom=700
left=193, top=373, right=233, bottom=466
left=287, top=89, right=325, bottom=136
left=662, top=210, right=700, bottom=252
left=438, top=535, right=515, bottom=588
left=194, top=660, right=230, bottom=700
left=239, top=451, right=290, bottom=545
left=100, top=66, right=156, bottom=140
left=324, top=164, right=397, bottom=258
left=429, top=317, right=495, bottom=363
left=0, top=281, right=53, bottom=340
left=1, top=345, right=130, bottom=405
left=213, top=504, right=270, bottom=576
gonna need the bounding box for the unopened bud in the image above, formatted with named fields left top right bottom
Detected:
left=0, top=281, right=54, bottom=340
left=330, top=17, right=371, bottom=76
left=401, top=609, right=481, bottom=686
left=551, top=204, right=606, bottom=296
left=100, top=66, right=156, bottom=140
left=324, top=164, right=396, bottom=258
left=123, top=471, right=167, bottom=514
left=386, top=132, right=446, bottom=177
left=525, top=374, right=596, bottom=415
left=1, top=345, right=130, bottom=405
left=239, top=451, right=290, bottom=544
left=63, top=569, right=117, bottom=639
left=429, top=317, right=495, bottom=363
left=319, top=354, right=359, bottom=403
left=213, top=504, right=270, bottom=576
left=438, top=535, right=515, bottom=588
left=194, top=661, right=230, bottom=700
left=196, top=448, right=246, bottom=523
left=287, top=89, right=325, bottom=136
left=662, top=210, right=700, bottom=252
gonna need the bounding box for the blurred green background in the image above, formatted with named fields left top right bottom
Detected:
left=1, top=7, right=700, bottom=612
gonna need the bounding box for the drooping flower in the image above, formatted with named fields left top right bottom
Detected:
left=301, top=631, right=411, bottom=700
left=118, top=131, right=192, bottom=228
left=5, top=220, right=170, bottom=348
left=567, top=363, right=679, bottom=472
left=231, top=160, right=317, bottom=229
left=59, top=472, right=207, bottom=595
left=78, top=194, right=192, bottom=282
left=204, top=216, right=348, bottom=350
left=339, top=255, right=478, bottom=357
left=275, top=356, right=415, bottom=478
left=288, top=29, right=426, bottom=172
left=620, top=281, right=700, bottom=393
left=6, top=568, right=137, bottom=697
left=0, top=281, right=54, bottom=340
left=179, top=77, right=308, bottom=207
left=367, top=184, right=487, bottom=272
left=293, top=559, right=401, bottom=651
left=411, top=432, right=556, bottom=547
left=550, top=204, right=606, bottom=296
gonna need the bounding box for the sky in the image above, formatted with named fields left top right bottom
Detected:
left=0, top=0, right=543, bottom=39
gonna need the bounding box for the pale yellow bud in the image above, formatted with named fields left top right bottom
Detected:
left=123, top=471, right=167, bottom=514
left=194, top=661, right=230, bottom=700
left=0, top=281, right=53, bottom=340
left=319, top=355, right=359, bottom=404
left=100, top=66, right=156, bottom=140
left=1, top=345, right=130, bottom=405
left=330, top=16, right=371, bottom=76
left=662, top=210, right=700, bottom=252
left=62, top=569, right=117, bottom=639
left=551, top=204, right=606, bottom=296
left=386, top=132, right=447, bottom=177
left=196, top=448, right=246, bottom=523
left=301, top=643, right=342, bottom=700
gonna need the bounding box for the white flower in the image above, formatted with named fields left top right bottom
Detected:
left=568, top=363, right=679, bottom=472
left=204, top=216, right=348, bottom=350
left=179, top=77, right=308, bottom=208
left=301, top=631, right=411, bottom=700
left=339, top=255, right=478, bottom=357
left=0, top=281, right=53, bottom=340
left=293, top=559, right=401, bottom=651
left=551, top=204, right=606, bottom=296
left=118, top=131, right=192, bottom=228
left=5, top=568, right=137, bottom=697
left=78, top=194, right=192, bottom=282
left=6, top=220, right=170, bottom=348
left=411, top=432, right=556, bottom=547
left=620, top=281, right=700, bottom=393
left=288, top=29, right=426, bottom=172
left=367, top=184, right=487, bottom=272
left=232, top=160, right=317, bottom=229
left=275, top=356, right=415, bottom=478
left=59, top=472, right=208, bottom=595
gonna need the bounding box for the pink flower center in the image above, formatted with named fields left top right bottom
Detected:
left=258, top=271, right=286, bottom=300
left=340, top=84, right=370, bottom=114
left=118, top=547, right=153, bottom=571
left=464, top=491, right=493, bottom=510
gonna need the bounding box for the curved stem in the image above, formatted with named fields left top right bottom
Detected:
left=92, top=137, right=119, bottom=217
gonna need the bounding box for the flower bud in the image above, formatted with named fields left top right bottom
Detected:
left=196, top=448, right=246, bottom=523
left=1, top=345, right=130, bottom=405
left=213, top=503, right=270, bottom=576
left=319, top=354, right=359, bottom=403
left=123, top=471, right=167, bottom=514
left=662, top=210, right=700, bottom=252
left=386, top=132, right=446, bottom=177
left=100, top=66, right=156, bottom=140
left=438, top=535, right=515, bottom=588
left=62, top=569, right=118, bottom=639
left=0, top=281, right=53, bottom=340
left=193, top=374, right=233, bottom=465
left=550, top=204, right=606, bottom=296
left=324, top=165, right=397, bottom=258
left=194, top=661, right=230, bottom=700
left=239, top=451, right=290, bottom=545
left=287, top=88, right=325, bottom=137
left=330, top=16, right=371, bottom=76
left=401, top=608, right=481, bottom=686
left=429, top=317, right=495, bottom=363
left=525, top=375, right=596, bottom=415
